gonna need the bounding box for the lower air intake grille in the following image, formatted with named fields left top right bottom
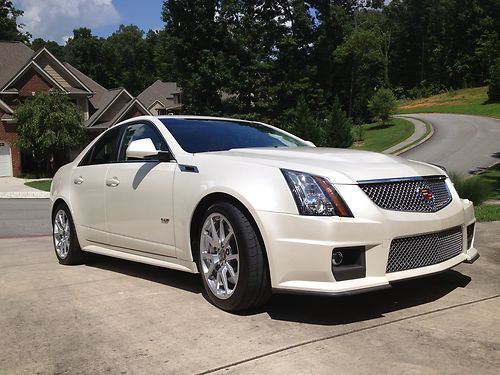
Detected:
left=387, top=226, right=463, bottom=273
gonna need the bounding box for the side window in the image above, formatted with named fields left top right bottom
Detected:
left=79, top=126, right=122, bottom=166
left=118, top=123, right=168, bottom=162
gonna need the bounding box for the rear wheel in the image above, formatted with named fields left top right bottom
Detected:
left=197, top=202, right=270, bottom=311
left=52, top=204, right=85, bottom=265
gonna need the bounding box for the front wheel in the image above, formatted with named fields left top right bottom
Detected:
left=52, top=204, right=85, bottom=265
left=197, top=202, right=271, bottom=311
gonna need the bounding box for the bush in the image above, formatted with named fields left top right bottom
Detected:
left=487, top=57, right=500, bottom=102
left=449, top=173, right=492, bottom=205
left=368, top=88, right=397, bottom=125
left=323, top=98, right=353, bottom=148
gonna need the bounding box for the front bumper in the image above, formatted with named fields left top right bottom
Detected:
left=257, top=187, right=477, bottom=296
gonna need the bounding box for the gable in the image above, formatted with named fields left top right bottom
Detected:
left=15, top=68, right=53, bottom=97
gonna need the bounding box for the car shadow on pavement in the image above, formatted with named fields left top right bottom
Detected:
left=260, top=270, right=471, bottom=325
left=83, top=254, right=471, bottom=325
left=84, top=254, right=203, bottom=294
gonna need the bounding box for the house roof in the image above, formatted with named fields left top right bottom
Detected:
left=63, top=62, right=106, bottom=94
left=85, top=88, right=124, bottom=127
left=0, top=41, right=34, bottom=88
left=138, top=80, right=180, bottom=108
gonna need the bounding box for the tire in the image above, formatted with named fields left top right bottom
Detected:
left=52, top=203, right=85, bottom=265
left=196, top=202, right=271, bottom=311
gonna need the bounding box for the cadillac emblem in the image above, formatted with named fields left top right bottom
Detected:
left=419, top=185, right=434, bottom=204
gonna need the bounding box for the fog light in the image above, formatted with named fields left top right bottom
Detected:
left=332, top=251, right=344, bottom=266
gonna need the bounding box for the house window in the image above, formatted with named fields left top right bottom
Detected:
left=157, top=108, right=167, bottom=116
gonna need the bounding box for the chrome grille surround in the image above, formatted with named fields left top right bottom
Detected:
left=358, top=175, right=452, bottom=213
left=386, top=226, right=463, bottom=273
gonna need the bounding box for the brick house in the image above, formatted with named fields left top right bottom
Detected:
left=0, top=41, right=153, bottom=177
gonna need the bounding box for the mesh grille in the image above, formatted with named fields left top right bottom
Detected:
left=359, top=176, right=452, bottom=213
left=387, top=226, right=463, bottom=273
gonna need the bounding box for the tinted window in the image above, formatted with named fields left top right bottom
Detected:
left=161, top=119, right=308, bottom=153
left=117, top=123, right=168, bottom=162
left=80, top=126, right=122, bottom=166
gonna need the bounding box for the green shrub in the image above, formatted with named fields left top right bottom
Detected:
left=487, top=57, right=500, bottom=102
left=449, top=173, right=492, bottom=205
left=368, top=88, right=397, bottom=125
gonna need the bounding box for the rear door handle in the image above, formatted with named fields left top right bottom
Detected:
left=74, top=176, right=83, bottom=185
left=106, top=176, right=120, bottom=187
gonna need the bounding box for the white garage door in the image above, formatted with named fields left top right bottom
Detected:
left=0, top=141, right=13, bottom=177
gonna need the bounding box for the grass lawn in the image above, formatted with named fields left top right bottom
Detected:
left=350, top=118, right=414, bottom=153
left=25, top=180, right=52, bottom=192
left=398, top=87, right=500, bottom=118
left=473, top=163, right=500, bottom=221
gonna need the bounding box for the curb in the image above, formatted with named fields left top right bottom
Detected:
left=0, top=192, right=50, bottom=199
left=389, top=116, right=434, bottom=155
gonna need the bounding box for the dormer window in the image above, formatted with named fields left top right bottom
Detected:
left=157, top=108, right=167, bottom=116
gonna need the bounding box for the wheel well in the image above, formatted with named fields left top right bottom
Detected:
left=189, top=193, right=269, bottom=269
left=51, top=198, right=68, bottom=219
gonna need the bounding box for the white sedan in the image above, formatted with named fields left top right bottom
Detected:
left=50, top=116, right=479, bottom=311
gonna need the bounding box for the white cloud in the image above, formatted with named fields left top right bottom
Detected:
left=14, top=0, right=121, bottom=43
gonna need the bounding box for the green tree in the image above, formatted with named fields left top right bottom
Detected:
left=14, top=91, right=85, bottom=174
left=0, top=0, right=29, bottom=42
left=323, top=98, right=353, bottom=148
left=104, top=25, right=149, bottom=95
left=368, top=87, right=397, bottom=125
left=30, top=38, right=65, bottom=60
left=488, top=58, right=500, bottom=102
left=65, top=28, right=108, bottom=87
left=162, top=1, right=228, bottom=114
left=286, top=96, right=324, bottom=146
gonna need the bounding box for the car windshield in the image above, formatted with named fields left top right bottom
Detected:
left=160, top=118, right=309, bottom=153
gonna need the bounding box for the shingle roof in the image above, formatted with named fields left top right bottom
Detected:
left=85, top=88, right=124, bottom=127
left=0, top=41, right=34, bottom=89
left=137, top=80, right=180, bottom=108
left=63, top=62, right=106, bottom=94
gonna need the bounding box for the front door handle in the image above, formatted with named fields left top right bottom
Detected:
left=106, top=176, right=120, bottom=187
left=73, top=176, right=83, bottom=185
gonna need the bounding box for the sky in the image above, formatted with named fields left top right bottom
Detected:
left=13, top=0, right=165, bottom=44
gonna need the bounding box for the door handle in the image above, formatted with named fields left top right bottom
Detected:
left=106, top=176, right=120, bottom=187
left=73, top=176, right=83, bottom=185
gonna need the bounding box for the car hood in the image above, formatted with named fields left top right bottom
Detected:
left=201, top=147, right=443, bottom=185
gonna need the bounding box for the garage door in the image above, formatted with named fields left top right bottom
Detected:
left=0, top=141, right=12, bottom=177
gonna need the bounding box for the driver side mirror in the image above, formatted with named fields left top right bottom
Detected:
left=126, top=138, right=172, bottom=161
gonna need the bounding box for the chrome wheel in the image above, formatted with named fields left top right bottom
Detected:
left=200, top=213, right=239, bottom=300
left=53, top=209, right=70, bottom=259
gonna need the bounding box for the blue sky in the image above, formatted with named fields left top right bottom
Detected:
left=14, top=0, right=165, bottom=43
left=93, top=0, right=165, bottom=38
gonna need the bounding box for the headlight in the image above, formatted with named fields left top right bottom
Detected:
left=281, top=169, right=353, bottom=217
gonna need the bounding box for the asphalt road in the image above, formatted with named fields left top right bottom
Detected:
left=401, top=113, right=500, bottom=175
left=0, top=199, right=51, bottom=238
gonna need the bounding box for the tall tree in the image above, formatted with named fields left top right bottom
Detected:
left=104, top=25, right=149, bottom=95
left=65, top=28, right=108, bottom=87
left=162, top=1, right=228, bottom=114
left=0, top=0, right=29, bottom=42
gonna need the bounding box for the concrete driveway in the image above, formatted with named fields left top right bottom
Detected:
left=400, top=113, right=500, bottom=175
left=1, top=222, right=499, bottom=374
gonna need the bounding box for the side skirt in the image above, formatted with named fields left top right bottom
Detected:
left=83, top=244, right=199, bottom=274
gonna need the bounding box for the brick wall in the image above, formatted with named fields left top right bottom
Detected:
left=0, top=121, right=21, bottom=176
left=16, top=69, right=52, bottom=97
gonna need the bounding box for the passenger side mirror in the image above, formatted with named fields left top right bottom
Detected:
left=126, top=138, right=172, bottom=161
